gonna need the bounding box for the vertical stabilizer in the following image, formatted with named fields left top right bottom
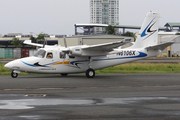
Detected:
left=131, top=11, right=160, bottom=48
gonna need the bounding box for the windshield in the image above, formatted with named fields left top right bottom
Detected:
left=34, top=50, right=46, bottom=58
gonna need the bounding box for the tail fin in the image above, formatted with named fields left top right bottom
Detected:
left=131, top=11, right=160, bottom=48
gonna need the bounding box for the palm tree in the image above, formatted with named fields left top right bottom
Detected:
left=121, top=31, right=137, bottom=41
left=10, top=38, right=23, bottom=48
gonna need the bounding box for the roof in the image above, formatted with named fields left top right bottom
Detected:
left=75, top=24, right=108, bottom=28
left=75, top=23, right=166, bottom=30
left=164, top=23, right=180, bottom=27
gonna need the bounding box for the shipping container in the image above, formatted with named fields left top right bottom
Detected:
left=5, top=48, right=13, bottom=59
left=13, top=48, right=21, bottom=59
left=0, top=48, right=5, bottom=59
left=21, top=49, right=29, bottom=58
left=29, top=49, right=37, bottom=57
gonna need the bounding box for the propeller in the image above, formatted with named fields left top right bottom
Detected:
left=64, top=36, right=67, bottom=48
left=43, top=34, right=46, bottom=48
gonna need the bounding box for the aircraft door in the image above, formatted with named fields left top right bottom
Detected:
left=44, top=51, right=55, bottom=64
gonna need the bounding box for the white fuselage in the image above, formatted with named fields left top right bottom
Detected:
left=4, top=47, right=160, bottom=74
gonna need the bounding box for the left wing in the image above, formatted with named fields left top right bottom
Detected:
left=63, top=39, right=131, bottom=57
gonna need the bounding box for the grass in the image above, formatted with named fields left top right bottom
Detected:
left=96, top=63, right=180, bottom=74
left=1, top=62, right=180, bottom=75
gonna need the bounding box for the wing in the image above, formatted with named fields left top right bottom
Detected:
left=82, top=39, right=131, bottom=52
left=63, top=39, right=131, bottom=57
left=23, top=40, right=51, bottom=47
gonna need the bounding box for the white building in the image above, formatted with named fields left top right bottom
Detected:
left=90, top=0, right=119, bottom=33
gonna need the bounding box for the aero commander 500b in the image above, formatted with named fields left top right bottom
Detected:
left=5, top=11, right=174, bottom=78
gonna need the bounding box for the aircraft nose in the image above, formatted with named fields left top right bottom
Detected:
left=4, top=62, right=13, bottom=69
left=4, top=60, right=20, bottom=70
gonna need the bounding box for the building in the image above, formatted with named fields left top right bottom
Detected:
left=90, top=0, right=119, bottom=33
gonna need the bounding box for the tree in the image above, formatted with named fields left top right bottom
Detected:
left=175, top=33, right=180, bottom=35
left=104, top=25, right=116, bottom=35
left=10, top=38, right=23, bottom=48
left=30, top=36, right=37, bottom=43
left=121, top=31, right=137, bottom=41
left=37, top=33, right=45, bottom=40
left=36, top=33, right=45, bottom=44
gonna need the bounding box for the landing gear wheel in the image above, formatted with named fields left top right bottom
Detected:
left=61, top=73, right=68, bottom=76
left=11, top=71, right=18, bottom=78
left=86, top=69, right=95, bottom=78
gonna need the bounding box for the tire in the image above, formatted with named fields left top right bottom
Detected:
left=11, top=71, right=18, bottom=78
left=86, top=69, right=95, bottom=78
left=61, top=73, right=68, bottom=76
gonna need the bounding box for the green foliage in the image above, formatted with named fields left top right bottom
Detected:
left=96, top=63, right=180, bottom=74
left=36, top=33, right=45, bottom=44
left=9, top=38, right=23, bottom=48
left=121, top=31, right=137, bottom=41
left=104, top=25, right=116, bottom=35
left=37, top=33, right=45, bottom=40
left=175, top=33, right=180, bottom=35
left=30, top=36, right=37, bottom=43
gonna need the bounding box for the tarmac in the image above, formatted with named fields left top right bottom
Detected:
left=0, top=73, right=180, bottom=120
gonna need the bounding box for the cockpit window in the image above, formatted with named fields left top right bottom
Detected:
left=34, top=50, right=46, bottom=58
left=46, top=52, right=53, bottom=59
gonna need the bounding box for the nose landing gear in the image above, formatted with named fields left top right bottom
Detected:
left=11, top=70, right=18, bottom=78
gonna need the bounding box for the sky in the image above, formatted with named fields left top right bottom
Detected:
left=0, top=0, right=180, bottom=35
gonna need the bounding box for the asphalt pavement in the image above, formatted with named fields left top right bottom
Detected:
left=0, top=74, right=180, bottom=120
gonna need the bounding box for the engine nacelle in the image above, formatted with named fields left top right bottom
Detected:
left=69, top=47, right=82, bottom=56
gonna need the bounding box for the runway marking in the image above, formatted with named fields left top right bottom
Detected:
left=1, top=85, right=180, bottom=91
left=4, top=89, right=27, bottom=91
left=39, top=88, right=64, bottom=90
left=25, top=94, right=46, bottom=97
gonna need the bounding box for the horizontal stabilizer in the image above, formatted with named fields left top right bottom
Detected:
left=145, top=41, right=174, bottom=51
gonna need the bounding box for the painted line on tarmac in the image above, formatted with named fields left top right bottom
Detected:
left=1, top=85, right=180, bottom=91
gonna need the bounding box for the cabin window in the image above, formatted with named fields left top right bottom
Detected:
left=34, top=50, right=46, bottom=58
left=46, top=52, right=53, bottom=59
left=60, top=52, right=66, bottom=59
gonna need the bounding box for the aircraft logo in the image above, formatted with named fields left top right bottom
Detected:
left=141, top=17, right=157, bottom=40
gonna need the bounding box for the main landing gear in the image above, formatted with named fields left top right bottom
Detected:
left=11, top=70, right=18, bottom=78
left=86, top=68, right=95, bottom=78
left=86, top=57, right=95, bottom=78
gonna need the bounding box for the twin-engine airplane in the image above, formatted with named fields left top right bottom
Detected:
left=5, top=11, right=174, bottom=78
